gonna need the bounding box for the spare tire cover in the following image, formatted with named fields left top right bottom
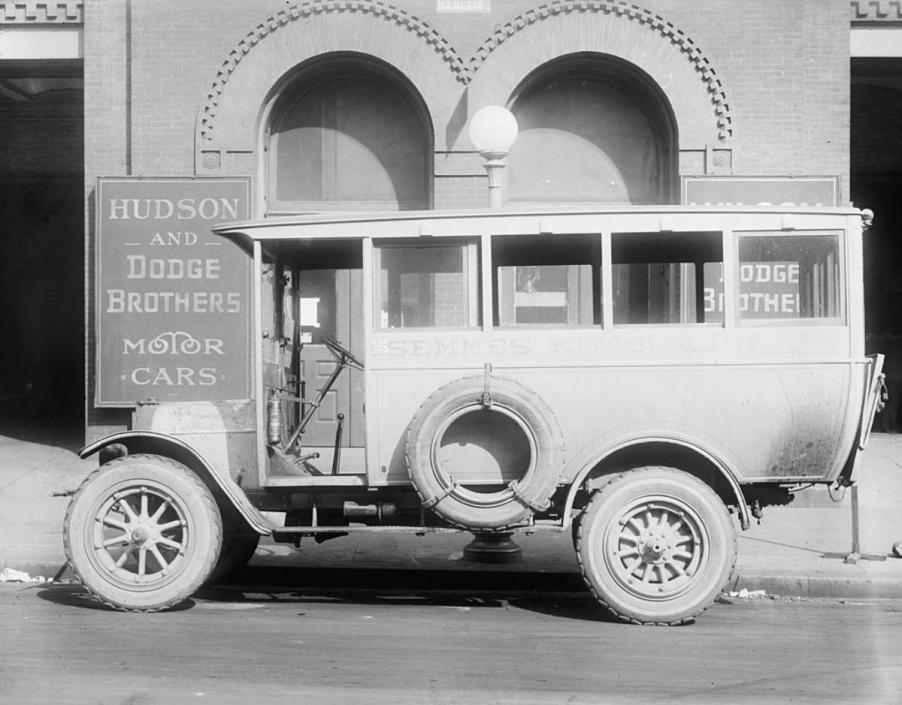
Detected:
left=405, top=375, right=564, bottom=531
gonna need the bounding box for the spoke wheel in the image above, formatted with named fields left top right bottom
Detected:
left=64, top=454, right=222, bottom=611
left=576, top=467, right=736, bottom=625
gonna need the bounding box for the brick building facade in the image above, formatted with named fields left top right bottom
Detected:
left=0, top=0, right=899, bottom=435
left=84, top=0, right=850, bottom=196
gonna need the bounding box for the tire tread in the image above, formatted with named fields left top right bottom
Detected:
left=405, top=375, right=564, bottom=531
left=575, top=467, right=737, bottom=626
left=63, top=454, right=222, bottom=612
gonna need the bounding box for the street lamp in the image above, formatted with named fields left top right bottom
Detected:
left=463, top=115, right=524, bottom=566
left=468, top=105, right=519, bottom=209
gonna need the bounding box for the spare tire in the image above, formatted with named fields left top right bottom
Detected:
left=405, top=375, right=564, bottom=531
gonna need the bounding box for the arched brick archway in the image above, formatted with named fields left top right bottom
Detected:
left=194, top=2, right=462, bottom=178
left=195, top=1, right=733, bottom=196
left=464, top=2, right=732, bottom=168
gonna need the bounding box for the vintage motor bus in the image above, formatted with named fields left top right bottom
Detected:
left=65, top=205, right=885, bottom=625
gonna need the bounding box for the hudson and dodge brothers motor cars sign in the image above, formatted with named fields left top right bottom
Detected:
left=95, top=177, right=252, bottom=406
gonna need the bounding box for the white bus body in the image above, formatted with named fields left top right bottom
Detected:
left=67, top=205, right=884, bottom=624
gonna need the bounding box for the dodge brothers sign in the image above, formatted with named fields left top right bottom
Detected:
left=96, top=177, right=252, bottom=406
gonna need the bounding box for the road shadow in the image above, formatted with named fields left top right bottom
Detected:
left=507, top=592, right=622, bottom=623
left=35, top=565, right=614, bottom=621
left=199, top=565, right=618, bottom=622
left=225, top=564, right=587, bottom=592
left=36, top=584, right=194, bottom=612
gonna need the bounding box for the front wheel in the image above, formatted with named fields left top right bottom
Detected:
left=63, top=454, right=222, bottom=611
left=575, top=467, right=736, bottom=625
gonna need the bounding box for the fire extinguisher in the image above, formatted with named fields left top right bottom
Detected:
left=267, top=390, right=283, bottom=446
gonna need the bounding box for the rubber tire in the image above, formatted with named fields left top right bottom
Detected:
left=206, top=527, right=260, bottom=585
left=64, top=454, right=223, bottom=611
left=406, top=375, right=564, bottom=531
left=576, top=467, right=736, bottom=625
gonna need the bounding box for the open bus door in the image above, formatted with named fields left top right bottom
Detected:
left=859, top=353, right=887, bottom=452
left=294, top=268, right=365, bottom=449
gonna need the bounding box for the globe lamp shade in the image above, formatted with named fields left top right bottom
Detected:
left=468, top=105, right=519, bottom=156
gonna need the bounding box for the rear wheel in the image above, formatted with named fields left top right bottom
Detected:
left=575, top=467, right=736, bottom=625
left=63, top=454, right=222, bottom=611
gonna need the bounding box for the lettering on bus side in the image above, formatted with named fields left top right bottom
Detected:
left=372, top=338, right=532, bottom=357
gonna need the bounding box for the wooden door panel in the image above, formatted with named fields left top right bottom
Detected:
left=296, top=269, right=364, bottom=447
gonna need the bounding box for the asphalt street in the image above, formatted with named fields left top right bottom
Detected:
left=2, top=579, right=900, bottom=705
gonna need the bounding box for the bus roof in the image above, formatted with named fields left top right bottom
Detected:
left=212, top=204, right=863, bottom=246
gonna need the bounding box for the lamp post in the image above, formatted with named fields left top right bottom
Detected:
left=463, top=107, right=522, bottom=564
left=468, top=105, right=519, bottom=209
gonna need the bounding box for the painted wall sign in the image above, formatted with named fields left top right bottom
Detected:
left=96, top=177, right=252, bottom=406
left=682, top=176, right=839, bottom=207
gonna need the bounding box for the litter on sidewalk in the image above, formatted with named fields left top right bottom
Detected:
left=728, top=588, right=768, bottom=599
left=0, top=567, right=48, bottom=583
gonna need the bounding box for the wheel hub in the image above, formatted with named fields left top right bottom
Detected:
left=605, top=498, right=705, bottom=599
left=92, top=485, right=190, bottom=585
left=129, top=526, right=150, bottom=545
left=639, top=532, right=671, bottom=564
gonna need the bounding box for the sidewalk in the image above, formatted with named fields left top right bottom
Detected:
left=2, top=424, right=902, bottom=598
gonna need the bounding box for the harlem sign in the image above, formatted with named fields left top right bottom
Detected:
left=96, top=177, right=252, bottom=406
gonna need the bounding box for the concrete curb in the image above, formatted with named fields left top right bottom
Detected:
left=733, top=573, right=902, bottom=599
left=9, top=559, right=902, bottom=602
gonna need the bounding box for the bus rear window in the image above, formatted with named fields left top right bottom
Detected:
left=737, top=232, right=842, bottom=321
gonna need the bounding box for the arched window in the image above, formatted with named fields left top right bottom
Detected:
left=266, top=57, right=432, bottom=213
left=507, top=55, right=677, bottom=206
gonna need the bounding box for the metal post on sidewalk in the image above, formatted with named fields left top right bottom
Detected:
left=823, top=484, right=886, bottom=564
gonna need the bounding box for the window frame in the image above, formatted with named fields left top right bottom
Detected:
left=609, top=230, right=725, bottom=328
left=732, top=229, right=846, bottom=327
left=372, top=238, right=480, bottom=331
left=491, top=232, right=602, bottom=329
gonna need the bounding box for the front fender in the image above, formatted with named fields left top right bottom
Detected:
left=80, top=431, right=275, bottom=535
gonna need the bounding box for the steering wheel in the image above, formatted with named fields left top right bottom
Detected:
left=322, top=337, right=364, bottom=370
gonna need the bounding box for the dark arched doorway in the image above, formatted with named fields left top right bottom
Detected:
left=507, top=54, right=677, bottom=206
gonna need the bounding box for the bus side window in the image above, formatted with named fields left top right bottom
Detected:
left=612, top=232, right=722, bottom=325
left=375, top=241, right=479, bottom=329
left=493, top=234, right=601, bottom=327
left=736, top=232, right=843, bottom=321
